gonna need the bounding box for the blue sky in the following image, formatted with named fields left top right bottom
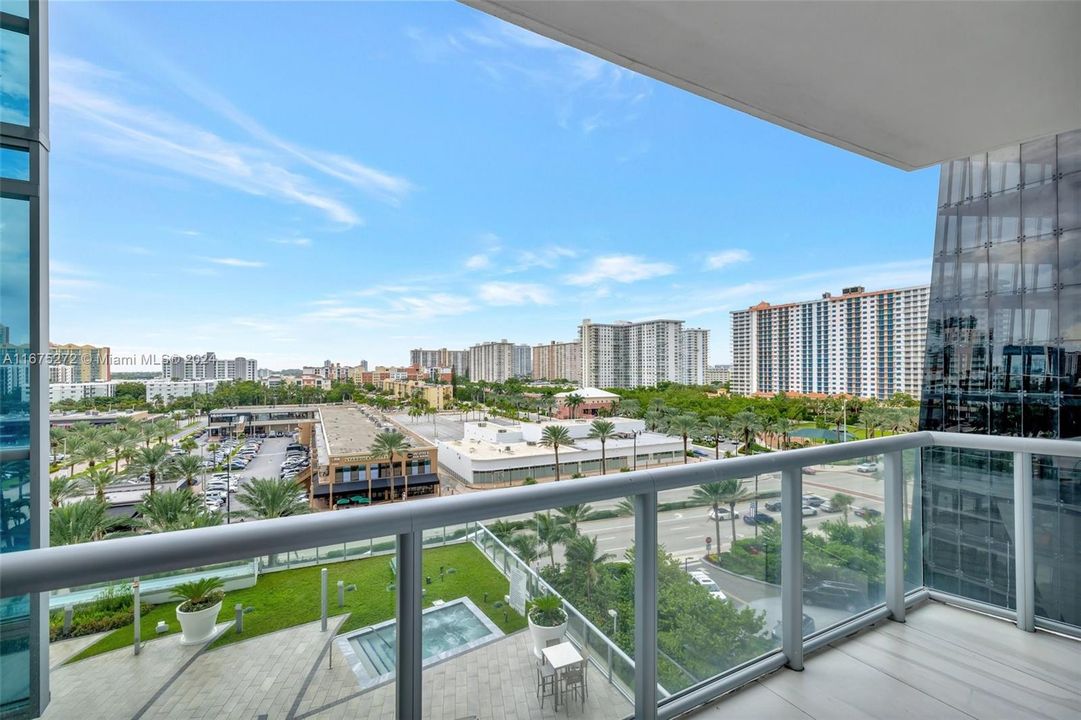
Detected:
left=48, top=1, right=939, bottom=370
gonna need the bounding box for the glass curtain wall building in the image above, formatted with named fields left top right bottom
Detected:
left=920, top=129, right=1081, bottom=626
left=0, top=0, right=49, bottom=717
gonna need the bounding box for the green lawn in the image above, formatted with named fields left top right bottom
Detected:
left=66, top=542, right=525, bottom=663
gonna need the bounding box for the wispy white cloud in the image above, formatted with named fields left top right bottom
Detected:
left=199, top=257, right=265, bottom=269
left=271, top=237, right=313, bottom=247
left=565, top=255, right=675, bottom=286
left=465, top=254, right=491, bottom=270
left=477, top=281, right=553, bottom=306
left=508, top=246, right=577, bottom=272
left=51, top=55, right=414, bottom=227
left=302, top=292, right=474, bottom=328
left=706, top=249, right=752, bottom=270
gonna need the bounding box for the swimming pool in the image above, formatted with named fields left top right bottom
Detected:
left=336, top=597, right=503, bottom=688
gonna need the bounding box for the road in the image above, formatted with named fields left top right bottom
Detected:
left=51, top=417, right=208, bottom=480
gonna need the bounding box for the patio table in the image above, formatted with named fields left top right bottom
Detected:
left=542, top=641, right=583, bottom=711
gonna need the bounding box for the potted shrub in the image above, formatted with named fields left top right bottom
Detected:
left=527, top=594, right=567, bottom=659
left=173, top=577, right=225, bottom=645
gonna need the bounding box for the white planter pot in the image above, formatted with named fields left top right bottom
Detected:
left=176, top=600, right=223, bottom=646
left=528, top=614, right=568, bottom=659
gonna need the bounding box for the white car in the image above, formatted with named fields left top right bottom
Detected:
left=801, top=505, right=818, bottom=516
left=687, top=570, right=728, bottom=602
left=856, top=462, right=878, bottom=473
left=707, top=507, right=732, bottom=521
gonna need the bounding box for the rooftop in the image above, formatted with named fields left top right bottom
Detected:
left=554, top=387, right=620, bottom=400
left=317, top=404, right=392, bottom=457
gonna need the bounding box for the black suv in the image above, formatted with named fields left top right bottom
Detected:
left=803, top=581, right=867, bottom=612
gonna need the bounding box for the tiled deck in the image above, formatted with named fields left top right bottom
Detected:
left=43, top=618, right=632, bottom=720
left=689, top=601, right=1081, bottom=720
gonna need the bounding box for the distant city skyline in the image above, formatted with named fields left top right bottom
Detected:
left=48, top=2, right=936, bottom=370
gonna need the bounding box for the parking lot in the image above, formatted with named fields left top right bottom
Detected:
left=192, top=435, right=305, bottom=517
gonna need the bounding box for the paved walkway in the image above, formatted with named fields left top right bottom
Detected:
left=43, top=617, right=632, bottom=720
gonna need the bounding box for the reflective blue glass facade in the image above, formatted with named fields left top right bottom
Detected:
left=921, top=129, right=1081, bottom=628
left=1, top=0, right=47, bottom=716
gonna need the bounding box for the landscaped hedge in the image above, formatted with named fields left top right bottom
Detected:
left=49, top=585, right=150, bottom=642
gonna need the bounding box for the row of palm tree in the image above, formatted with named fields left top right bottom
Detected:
left=50, top=416, right=182, bottom=478
left=501, top=504, right=613, bottom=598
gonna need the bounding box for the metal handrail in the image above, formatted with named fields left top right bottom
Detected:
left=2, top=429, right=1076, bottom=720
left=0, top=431, right=932, bottom=597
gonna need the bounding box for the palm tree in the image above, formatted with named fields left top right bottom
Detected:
left=776, top=417, right=798, bottom=450
left=82, top=467, right=117, bottom=502
left=170, top=454, right=203, bottom=491
left=693, top=479, right=750, bottom=551
left=134, top=490, right=221, bottom=533
left=152, top=418, right=176, bottom=444
left=555, top=504, right=595, bottom=535
left=101, top=428, right=132, bottom=473
left=50, top=476, right=82, bottom=508
left=666, top=414, right=699, bottom=464
left=532, top=512, right=569, bottom=566
left=564, top=393, right=584, bottom=419
left=564, top=534, right=613, bottom=599
left=508, top=532, right=541, bottom=566
left=587, top=419, right=616, bottom=474
left=618, top=398, right=641, bottom=418
left=50, top=498, right=118, bottom=545
left=730, top=410, right=761, bottom=455
left=129, top=444, right=172, bottom=495
left=235, top=477, right=310, bottom=519
left=701, top=415, right=728, bottom=459
left=371, top=431, right=410, bottom=500
left=643, top=409, right=665, bottom=432
left=831, top=492, right=855, bottom=524
left=179, top=436, right=198, bottom=454
left=862, top=406, right=885, bottom=440
left=539, top=425, right=573, bottom=481
left=71, top=439, right=107, bottom=476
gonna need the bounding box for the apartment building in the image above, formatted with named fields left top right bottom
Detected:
left=512, top=344, right=531, bottom=378
left=48, top=343, right=111, bottom=382
left=49, top=381, right=117, bottom=405
left=144, top=379, right=220, bottom=403
left=468, top=340, right=516, bottom=383
left=579, top=318, right=706, bottom=388
left=681, top=328, right=710, bottom=385
left=409, top=348, right=468, bottom=377
left=161, top=352, right=258, bottom=382
left=704, top=364, right=732, bottom=385
left=381, top=379, right=453, bottom=410
left=730, top=285, right=930, bottom=399
left=531, top=340, right=581, bottom=383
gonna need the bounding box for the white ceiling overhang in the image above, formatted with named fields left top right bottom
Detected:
left=463, top=0, right=1081, bottom=170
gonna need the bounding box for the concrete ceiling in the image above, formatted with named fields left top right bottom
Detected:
left=462, top=1, right=1081, bottom=170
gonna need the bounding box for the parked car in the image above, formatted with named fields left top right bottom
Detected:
left=707, top=506, right=732, bottom=521
left=804, top=581, right=867, bottom=611
left=801, top=505, right=818, bottom=517
left=764, top=500, right=782, bottom=512
left=771, top=613, right=816, bottom=640
left=856, top=462, right=878, bottom=473
left=818, top=501, right=838, bottom=513
left=742, top=510, right=775, bottom=525
left=854, top=506, right=882, bottom=520
left=687, top=570, right=728, bottom=602
left=803, top=466, right=818, bottom=475
left=803, top=495, right=826, bottom=507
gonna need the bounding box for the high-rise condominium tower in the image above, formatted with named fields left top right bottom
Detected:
left=578, top=318, right=707, bottom=388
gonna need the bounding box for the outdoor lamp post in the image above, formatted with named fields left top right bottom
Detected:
left=608, top=607, right=618, bottom=637
left=225, top=419, right=234, bottom=523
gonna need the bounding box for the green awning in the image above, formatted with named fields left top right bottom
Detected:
left=350, top=496, right=369, bottom=504
left=335, top=498, right=351, bottom=506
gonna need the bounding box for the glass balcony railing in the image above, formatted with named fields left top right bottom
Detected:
left=2, top=431, right=1079, bottom=719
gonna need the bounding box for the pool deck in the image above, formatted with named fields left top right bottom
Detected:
left=44, top=617, right=633, bottom=719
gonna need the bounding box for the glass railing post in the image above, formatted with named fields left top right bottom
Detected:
left=396, top=530, right=423, bottom=718
left=884, top=452, right=905, bottom=622
left=634, top=490, right=658, bottom=719
left=780, top=466, right=803, bottom=670
left=1013, top=452, right=1035, bottom=632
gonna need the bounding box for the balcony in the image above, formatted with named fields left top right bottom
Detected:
left=3, top=431, right=1080, bottom=719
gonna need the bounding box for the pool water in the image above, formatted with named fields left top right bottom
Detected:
left=342, top=598, right=502, bottom=682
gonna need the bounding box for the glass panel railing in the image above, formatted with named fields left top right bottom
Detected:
left=1032, top=453, right=1081, bottom=630
left=802, top=454, right=886, bottom=633
left=657, top=473, right=780, bottom=697
left=903, top=447, right=925, bottom=592
left=922, top=447, right=1015, bottom=610
left=47, top=540, right=399, bottom=717
left=425, top=511, right=635, bottom=718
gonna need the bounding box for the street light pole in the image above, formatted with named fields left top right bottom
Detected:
left=226, top=420, right=233, bottom=524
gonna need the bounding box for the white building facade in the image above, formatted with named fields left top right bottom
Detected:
left=49, top=381, right=117, bottom=405
left=579, top=318, right=706, bottom=388
left=468, top=340, right=516, bottom=383
left=161, top=352, right=258, bottom=382
left=532, top=340, right=582, bottom=382
left=730, top=285, right=930, bottom=399
left=144, top=379, right=220, bottom=403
